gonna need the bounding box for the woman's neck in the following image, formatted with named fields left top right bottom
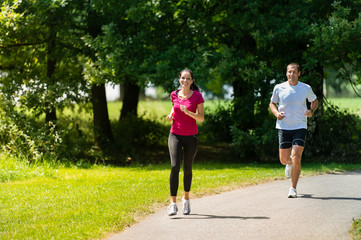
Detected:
left=179, top=88, right=193, bottom=99
left=181, top=88, right=192, bottom=95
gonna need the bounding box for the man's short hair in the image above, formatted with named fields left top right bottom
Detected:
left=287, top=63, right=300, bottom=72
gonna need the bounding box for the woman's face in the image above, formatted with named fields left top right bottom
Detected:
left=179, top=71, right=193, bottom=89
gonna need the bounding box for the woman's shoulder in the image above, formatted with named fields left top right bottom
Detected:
left=170, top=89, right=180, bottom=97
left=193, top=90, right=204, bottom=102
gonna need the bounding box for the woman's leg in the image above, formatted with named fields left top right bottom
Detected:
left=182, top=135, right=199, bottom=199
left=168, top=133, right=182, bottom=202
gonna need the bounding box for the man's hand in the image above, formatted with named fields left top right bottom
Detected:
left=277, top=111, right=285, bottom=120
left=304, top=110, right=313, bottom=117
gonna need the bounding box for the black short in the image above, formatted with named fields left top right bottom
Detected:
left=278, top=129, right=307, bottom=149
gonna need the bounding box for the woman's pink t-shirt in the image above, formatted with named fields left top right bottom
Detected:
left=170, top=90, right=204, bottom=136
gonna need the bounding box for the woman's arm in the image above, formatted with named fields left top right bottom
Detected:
left=180, top=103, right=204, bottom=122
left=166, top=107, right=174, bottom=122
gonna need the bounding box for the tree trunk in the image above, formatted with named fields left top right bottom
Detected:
left=314, top=64, right=324, bottom=109
left=87, top=4, right=113, bottom=147
left=91, top=84, right=114, bottom=146
left=45, top=30, right=57, bottom=123
left=232, top=78, right=255, bottom=131
left=120, top=80, right=140, bottom=120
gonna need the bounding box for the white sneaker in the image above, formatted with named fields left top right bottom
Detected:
left=285, top=163, right=292, bottom=179
left=168, top=203, right=178, bottom=216
left=288, top=187, right=297, bottom=198
left=182, top=198, right=191, bottom=215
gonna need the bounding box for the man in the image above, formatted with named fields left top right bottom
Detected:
left=269, top=63, right=318, bottom=198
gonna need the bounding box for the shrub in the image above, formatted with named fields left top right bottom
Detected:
left=201, top=102, right=233, bottom=143
left=0, top=103, right=91, bottom=163
left=230, top=115, right=278, bottom=162
left=305, top=100, right=361, bottom=162
left=111, top=114, right=169, bottom=164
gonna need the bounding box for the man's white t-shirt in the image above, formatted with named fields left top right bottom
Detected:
left=270, top=81, right=317, bottom=130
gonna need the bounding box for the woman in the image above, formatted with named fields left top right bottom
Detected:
left=166, top=69, right=205, bottom=216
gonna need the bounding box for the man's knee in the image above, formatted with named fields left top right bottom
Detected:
left=279, top=148, right=292, bottom=165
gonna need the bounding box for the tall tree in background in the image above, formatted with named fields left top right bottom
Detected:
left=83, top=0, right=148, bottom=120
left=0, top=0, right=88, bottom=124
left=85, top=1, right=113, bottom=146
left=310, top=1, right=361, bottom=97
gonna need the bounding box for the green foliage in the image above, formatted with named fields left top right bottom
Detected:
left=201, top=101, right=233, bottom=143
left=112, top=114, right=169, bottom=164
left=0, top=93, right=91, bottom=162
left=0, top=0, right=90, bottom=125
left=351, top=218, right=361, bottom=240
left=0, top=110, right=40, bottom=160
left=310, top=1, right=361, bottom=96
left=306, top=100, right=361, bottom=162
left=230, top=116, right=278, bottom=162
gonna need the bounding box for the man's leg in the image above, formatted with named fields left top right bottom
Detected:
left=290, top=145, right=304, bottom=189
left=278, top=129, right=292, bottom=165
left=279, top=148, right=292, bottom=165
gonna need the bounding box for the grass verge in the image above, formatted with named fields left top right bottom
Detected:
left=351, top=218, right=361, bottom=240
left=0, top=159, right=360, bottom=240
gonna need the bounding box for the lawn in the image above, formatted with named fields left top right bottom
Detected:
left=1, top=157, right=359, bottom=240
left=328, top=97, right=361, bottom=116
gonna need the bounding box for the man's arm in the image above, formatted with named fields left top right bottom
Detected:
left=304, top=99, right=318, bottom=117
left=269, top=101, right=285, bottom=120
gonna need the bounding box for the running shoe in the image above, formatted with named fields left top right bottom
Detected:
left=288, top=187, right=297, bottom=198
left=167, top=202, right=178, bottom=216
left=285, top=163, right=292, bottom=179
left=182, top=197, right=191, bottom=215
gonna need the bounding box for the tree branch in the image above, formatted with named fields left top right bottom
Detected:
left=341, top=61, right=361, bottom=98
left=0, top=42, right=43, bottom=48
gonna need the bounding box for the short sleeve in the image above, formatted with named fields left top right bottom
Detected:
left=170, top=91, right=177, bottom=104
left=195, top=91, right=205, bottom=105
left=307, top=87, right=317, bottom=102
left=270, top=85, right=279, bottom=103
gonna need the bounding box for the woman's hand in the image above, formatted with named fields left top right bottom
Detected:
left=180, top=105, right=188, bottom=113
left=166, top=113, right=173, bottom=122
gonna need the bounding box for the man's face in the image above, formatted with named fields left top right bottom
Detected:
left=286, top=66, right=300, bottom=85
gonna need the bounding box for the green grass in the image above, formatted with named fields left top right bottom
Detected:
left=328, top=98, right=361, bottom=116
left=0, top=159, right=360, bottom=240
left=0, top=155, right=56, bottom=183
left=351, top=218, right=361, bottom=240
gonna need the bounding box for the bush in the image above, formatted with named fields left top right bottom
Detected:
left=111, top=114, right=169, bottom=164
left=0, top=103, right=91, bottom=163
left=305, top=100, right=361, bottom=162
left=201, top=102, right=233, bottom=143
left=230, top=115, right=278, bottom=162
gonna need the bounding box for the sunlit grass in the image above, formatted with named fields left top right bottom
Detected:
left=0, top=154, right=56, bottom=183
left=0, top=160, right=359, bottom=240
left=328, top=98, right=361, bottom=116
left=351, top=218, right=361, bottom=240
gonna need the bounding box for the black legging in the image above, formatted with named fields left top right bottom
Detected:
left=168, top=133, right=199, bottom=196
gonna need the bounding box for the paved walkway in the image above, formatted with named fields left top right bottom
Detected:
left=107, top=171, right=361, bottom=240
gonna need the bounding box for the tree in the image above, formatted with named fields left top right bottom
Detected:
left=85, top=1, right=113, bottom=146
left=310, top=1, right=361, bottom=97
left=0, top=0, right=89, bottom=123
